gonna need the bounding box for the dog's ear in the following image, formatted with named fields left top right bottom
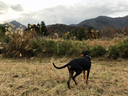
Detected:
left=82, top=51, right=85, bottom=54
left=81, top=51, right=85, bottom=57
left=81, top=51, right=86, bottom=56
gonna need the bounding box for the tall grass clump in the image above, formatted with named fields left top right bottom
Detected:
left=3, top=23, right=37, bottom=58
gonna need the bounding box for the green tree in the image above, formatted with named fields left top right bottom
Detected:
left=31, top=24, right=41, bottom=35
left=70, top=29, right=77, bottom=37
left=41, top=21, right=48, bottom=36
left=25, top=23, right=31, bottom=31
left=87, top=26, right=94, bottom=39
left=77, top=28, right=86, bottom=40
left=36, top=23, right=41, bottom=34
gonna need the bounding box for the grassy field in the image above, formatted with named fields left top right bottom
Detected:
left=0, top=57, right=128, bottom=96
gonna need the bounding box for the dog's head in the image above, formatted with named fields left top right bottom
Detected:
left=81, top=50, right=90, bottom=57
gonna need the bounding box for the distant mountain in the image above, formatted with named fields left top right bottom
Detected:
left=6, top=15, right=128, bottom=34
left=76, top=15, right=128, bottom=30
left=10, top=20, right=26, bottom=30
left=47, top=15, right=128, bottom=35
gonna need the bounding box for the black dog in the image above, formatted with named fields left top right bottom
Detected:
left=53, top=50, right=91, bottom=89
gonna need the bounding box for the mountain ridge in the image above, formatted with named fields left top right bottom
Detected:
left=76, top=15, right=128, bottom=29
left=5, top=15, right=128, bottom=32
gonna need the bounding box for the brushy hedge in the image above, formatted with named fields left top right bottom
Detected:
left=108, top=38, right=128, bottom=59
left=1, top=33, right=128, bottom=59
left=26, top=39, right=90, bottom=57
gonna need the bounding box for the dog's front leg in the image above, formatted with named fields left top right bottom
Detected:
left=86, top=70, right=90, bottom=85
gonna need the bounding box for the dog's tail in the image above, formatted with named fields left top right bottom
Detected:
left=52, top=62, right=68, bottom=69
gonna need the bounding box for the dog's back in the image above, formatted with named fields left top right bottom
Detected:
left=68, top=56, right=91, bottom=70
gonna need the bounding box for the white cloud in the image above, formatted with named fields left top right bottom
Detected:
left=0, top=0, right=128, bottom=25
left=10, top=4, right=23, bottom=12
left=0, top=1, right=9, bottom=12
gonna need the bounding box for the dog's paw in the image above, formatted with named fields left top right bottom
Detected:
left=67, top=81, right=71, bottom=89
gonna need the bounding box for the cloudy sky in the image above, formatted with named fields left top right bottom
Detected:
left=0, top=0, right=128, bottom=26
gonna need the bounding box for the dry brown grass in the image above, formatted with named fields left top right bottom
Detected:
left=0, top=57, right=128, bottom=96
left=86, top=36, right=127, bottom=48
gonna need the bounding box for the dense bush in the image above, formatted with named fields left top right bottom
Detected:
left=90, top=45, right=107, bottom=57
left=57, top=40, right=73, bottom=55
left=25, top=38, right=44, bottom=56
left=26, top=39, right=81, bottom=57
left=108, top=45, right=120, bottom=59
left=118, top=38, right=128, bottom=58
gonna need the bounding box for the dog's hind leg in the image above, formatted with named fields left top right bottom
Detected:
left=72, top=69, right=82, bottom=85
left=67, top=70, right=74, bottom=89
left=83, top=70, right=86, bottom=79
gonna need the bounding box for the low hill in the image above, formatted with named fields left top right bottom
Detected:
left=47, top=24, right=82, bottom=35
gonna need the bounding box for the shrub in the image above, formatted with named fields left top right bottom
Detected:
left=118, top=38, right=128, bottom=58
left=90, top=45, right=106, bottom=57
left=57, top=40, right=73, bottom=56
left=108, top=45, right=120, bottom=59
left=26, top=38, right=43, bottom=56
left=44, top=39, right=57, bottom=56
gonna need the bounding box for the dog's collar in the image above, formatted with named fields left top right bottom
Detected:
left=86, top=55, right=91, bottom=58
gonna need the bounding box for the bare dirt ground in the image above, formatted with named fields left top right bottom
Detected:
left=0, top=57, right=128, bottom=96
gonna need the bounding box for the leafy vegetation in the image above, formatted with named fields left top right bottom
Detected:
left=108, top=45, right=120, bottom=59
left=0, top=22, right=128, bottom=60
left=118, top=38, right=128, bottom=58
left=90, top=45, right=107, bottom=57
left=108, top=38, right=128, bottom=59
